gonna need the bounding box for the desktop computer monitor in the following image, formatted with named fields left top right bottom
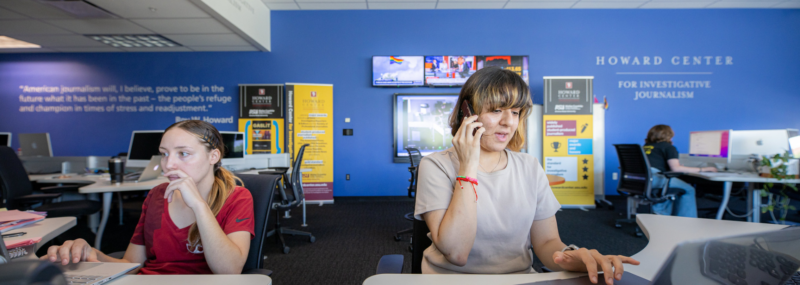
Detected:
left=18, top=133, right=52, bottom=157
left=688, top=130, right=731, bottom=165
left=730, top=129, right=798, bottom=157
left=790, top=136, right=800, bottom=159
left=0, top=132, right=10, bottom=147
left=220, top=131, right=245, bottom=166
left=127, top=131, right=164, bottom=168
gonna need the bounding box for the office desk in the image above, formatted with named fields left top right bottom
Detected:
left=4, top=217, right=77, bottom=251
left=107, top=274, right=271, bottom=285
left=682, top=172, right=800, bottom=222
left=28, top=173, right=168, bottom=250
left=362, top=214, right=788, bottom=285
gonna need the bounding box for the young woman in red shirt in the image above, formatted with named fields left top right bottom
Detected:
left=41, top=120, right=255, bottom=274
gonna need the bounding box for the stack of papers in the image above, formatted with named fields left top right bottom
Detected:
left=0, top=210, right=46, bottom=233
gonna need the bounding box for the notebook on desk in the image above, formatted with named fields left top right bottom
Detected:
left=527, top=227, right=800, bottom=285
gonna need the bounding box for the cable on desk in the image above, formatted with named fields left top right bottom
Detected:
left=725, top=205, right=757, bottom=218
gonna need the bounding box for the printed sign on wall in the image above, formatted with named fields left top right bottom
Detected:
left=238, top=118, right=284, bottom=155
left=286, top=83, right=334, bottom=203
left=543, top=76, right=595, bottom=207
left=239, top=84, right=283, bottom=118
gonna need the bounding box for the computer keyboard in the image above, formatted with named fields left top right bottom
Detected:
left=64, top=274, right=106, bottom=285
left=702, top=240, right=800, bottom=285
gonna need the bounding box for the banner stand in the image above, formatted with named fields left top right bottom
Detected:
left=286, top=83, right=334, bottom=204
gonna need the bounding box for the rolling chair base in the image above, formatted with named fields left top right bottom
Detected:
left=615, top=218, right=643, bottom=237
left=266, top=227, right=315, bottom=254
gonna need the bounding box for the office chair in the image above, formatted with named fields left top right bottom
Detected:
left=613, top=144, right=686, bottom=236
left=264, top=144, right=315, bottom=254
left=0, top=146, right=101, bottom=218
left=237, top=174, right=280, bottom=275
left=377, top=218, right=431, bottom=274
left=393, top=148, right=421, bottom=249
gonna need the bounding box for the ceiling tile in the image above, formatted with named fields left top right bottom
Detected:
left=0, top=48, right=58, bottom=53
left=189, top=46, right=260, bottom=51
left=438, top=0, right=507, bottom=2
left=54, top=47, right=124, bottom=53
left=10, top=35, right=109, bottom=48
left=706, top=1, right=783, bottom=7
left=297, top=2, right=368, bottom=9
left=296, top=0, right=364, bottom=2
left=572, top=1, right=647, bottom=8
left=368, top=2, right=438, bottom=8
left=265, top=2, right=302, bottom=9
left=119, top=47, right=193, bottom=52
left=132, top=19, right=232, bottom=34
left=87, top=0, right=210, bottom=18
left=0, top=0, right=76, bottom=19
left=44, top=19, right=153, bottom=34
left=435, top=2, right=507, bottom=8
left=772, top=1, right=800, bottom=7
left=639, top=1, right=714, bottom=7
left=504, top=2, right=577, bottom=8
left=368, top=0, right=435, bottom=2
left=0, top=20, right=73, bottom=35
left=262, top=0, right=298, bottom=2
left=0, top=7, right=26, bottom=19
left=163, top=34, right=250, bottom=46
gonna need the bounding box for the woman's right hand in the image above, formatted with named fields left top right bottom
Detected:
left=452, top=115, right=485, bottom=172
left=40, top=238, right=98, bottom=265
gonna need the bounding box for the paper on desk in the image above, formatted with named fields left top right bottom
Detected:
left=0, top=210, right=45, bottom=224
left=4, top=237, right=42, bottom=249
left=0, top=216, right=45, bottom=233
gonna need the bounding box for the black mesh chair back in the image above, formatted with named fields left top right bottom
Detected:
left=405, top=148, right=422, bottom=198
left=237, top=174, right=279, bottom=273
left=0, top=146, right=35, bottom=210
left=289, top=144, right=310, bottom=204
left=614, top=144, right=655, bottom=199
left=411, top=219, right=432, bottom=274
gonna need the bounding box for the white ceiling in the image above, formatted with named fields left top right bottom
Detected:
left=0, top=0, right=797, bottom=53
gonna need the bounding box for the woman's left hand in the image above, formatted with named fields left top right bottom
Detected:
left=163, top=169, right=206, bottom=210
left=552, top=248, right=640, bottom=285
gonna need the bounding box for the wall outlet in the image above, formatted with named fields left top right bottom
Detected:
left=612, top=172, right=618, bottom=180
left=346, top=174, right=350, bottom=180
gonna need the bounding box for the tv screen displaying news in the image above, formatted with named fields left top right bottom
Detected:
left=475, top=55, right=529, bottom=84
left=394, top=93, right=458, bottom=162
left=372, top=56, right=425, bottom=87
left=424, top=56, right=477, bottom=86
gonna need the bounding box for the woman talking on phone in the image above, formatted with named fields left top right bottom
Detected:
left=41, top=120, right=255, bottom=274
left=415, top=67, right=639, bottom=284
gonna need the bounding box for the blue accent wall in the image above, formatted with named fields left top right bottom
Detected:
left=1, top=9, right=799, bottom=196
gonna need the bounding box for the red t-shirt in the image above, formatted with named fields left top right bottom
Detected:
left=130, top=183, right=255, bottom=274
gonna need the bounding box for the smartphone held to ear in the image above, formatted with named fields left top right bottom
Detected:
left=460, top=100, right=479, bottom=136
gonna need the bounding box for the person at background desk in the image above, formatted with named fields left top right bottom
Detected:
left=644, top=124, right=716, bottom=218
left=415, top=67, right=639, bottom=284
left=40, top=120, right=255, bottom=274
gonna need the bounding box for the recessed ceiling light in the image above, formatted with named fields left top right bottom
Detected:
left=85, top=34, right=181, bottom=48
left=0, top=36, right=41, bottom=49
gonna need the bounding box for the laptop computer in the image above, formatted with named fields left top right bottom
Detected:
left=526, top=227, right=800, bottom=285
left=0, top=235, right=139, bottom=285
left=125, top=155, right=162, bottom=182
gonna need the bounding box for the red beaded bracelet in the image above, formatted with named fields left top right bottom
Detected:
left=455, top=176, right=478, bottom=201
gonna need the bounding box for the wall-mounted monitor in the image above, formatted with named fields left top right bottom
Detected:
left=0, top=132, right=10, bottom=147
left=127, top=131, right=165, bottom=168
left=220, top=131, right=245, bottom=166
left=475, top=55, right=529, bottom=84
left=372, top=56, right=425, bottom=87
left=393, top=93, right=458, bottom=163
left=424, top=56, right=477, bottom=86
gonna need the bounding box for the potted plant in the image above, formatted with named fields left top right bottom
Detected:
left=759, top=151, right=799, bottom=225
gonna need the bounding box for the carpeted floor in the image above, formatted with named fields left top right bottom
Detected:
left=39, top=192, right=799, bottom=285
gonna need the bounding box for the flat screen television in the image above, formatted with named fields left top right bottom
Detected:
left=475, top=55, right=529, bottom=84
left=372, top=56, right=425, bottom=87
left=393, top=93, right=459, bottom=163
left=424, top=56, right=477, bottom=86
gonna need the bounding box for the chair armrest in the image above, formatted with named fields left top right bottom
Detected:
left=661, top=172, right=683, bottom=179
left=38, top=185, right=81, bottom=193
left=259, top=170, right=287, bottom=175
left=242, top=268, right=273, bottom=276
left=15, top=193, right=62, bottom=205
left=376, top=254, right=404, bottom=274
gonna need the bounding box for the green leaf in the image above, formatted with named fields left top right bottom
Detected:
left=761, top=207, right=768, bottom=213
left=768, top=205, right=775, bottom=211
left=761, top=190, right=770, bottom=197
left=789, top=205, right=797, bottom=211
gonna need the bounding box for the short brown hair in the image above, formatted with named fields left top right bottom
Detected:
left=448, top=67, right=533, bottom=152
left=645, top=124, right=674, bottom=144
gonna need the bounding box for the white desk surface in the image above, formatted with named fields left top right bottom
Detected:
left=683, top=172, right=800, bottom=183
left=5, top=217, right=76, bottom=251
left=29, top=173, right=167, bottom=193
left=107, top=274, right=271, bottom=285
left=363, top=214, right=788, bottom=285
